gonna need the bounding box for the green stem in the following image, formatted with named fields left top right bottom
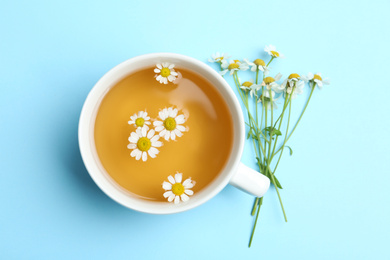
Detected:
left=249, top=197, right=263, bottom=247
left=273, top=96, right=292, bottom=175
left=274, top=84, right=316, bottom=155
left=251, top=197, right=259, bottom=216
left=271, top=94, right=290, bottom=157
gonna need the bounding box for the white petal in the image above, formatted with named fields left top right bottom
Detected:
left=147, top=129, right=155, bottom=139
left=141, top=151, right=147, bottom=161
left=175, top=115, right=185, bottom=124
left=168, top=175, right=175, bottom=184
left=176, top=125, right=186, bottom=132
left=168, top=64, right=174, bottom=69
left=274, top=73, right=282, bottom=81
left=174, top=196, right=180, bottom=204
left=135, top=150, right=142, bottom=160
left=181, top=194, right=189, bottom=202
left=171, top=131, right=176, bottom=140
left=174, top=129, right=183, bottom=137
left=154, top=120, right=163, bottom=126
left=184, top=189, right=194, bottom=195
left=149, top=147, right=159, bottom=156
left=168, top=194, right=175, bottom=202
left=171, top=108, right=178, bottom=118
left=130, top=149, right=138, bottom=157
left=128, top=120, right=135, bottom=125
left=156, top=64, right=162, bottom=69
left=175, top=173, right=182, bottom=183
left=159, top=110, right=167, bottom=120
left=141, top=127, right=147, bottom=137
left=162, top=182, right=172, bottom=191
left=170, top=71, right=178, bottom=76
left=219, top=70, right=228, bottom=76
left=163, top=77, right=167, bottom=84
left=159, top=130, right=166, bottom=137
left=323, top=78, right=330, bottom=85
left=136, top=128, right=142, bottom=137
left=150, top=135, right=160, bottom=143
left=162, top=62, right=169, bottom=67
left=168, top=75, right=175, bottom=82
left=163, top=190, right=173, bottom=197
left=154, top=68, right=161, bottom=73
left=127, top=143, right=136, bottom=149
left=152, top=141, right=163, bottom=147
left=183, top=178, right=194, bottom=188
left=128, top=134, right=138, bottom=143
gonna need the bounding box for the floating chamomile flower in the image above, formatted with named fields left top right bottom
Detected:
left=154, top=107, right=186, bottom=141
left=162, top=172, right=195, bottom=204
left=220, top=60, right=249, bottom=76
left=261, top=73, right=283, bottom=92
left=279, top=73, right=304, bottom=99
left=154, top=62, right=178, bottom=84
left=243, top=58, right=270, bottom=75
left=127, top=128, right=162, bottom=162
left=128, top=111, right=151, bottom=131
left=264, top=45, right=285, bottom=58
left=258, top=90, right=279, bottom=110
left=208, top=52, right=231, bottom=63
left=240, top=79, right=261, bottom=98
left=302, top=73, right=330, bottom=89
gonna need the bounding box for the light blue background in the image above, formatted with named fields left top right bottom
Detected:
left=1, top=0, right=389, bottom=259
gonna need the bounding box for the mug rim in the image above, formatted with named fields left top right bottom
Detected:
left=78, top=53, right=245, bottom=214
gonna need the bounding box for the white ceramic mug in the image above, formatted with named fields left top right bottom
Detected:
left=79, top=53, right=270, bottom=214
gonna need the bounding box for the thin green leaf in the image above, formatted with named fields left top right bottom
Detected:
left=284, top=146, right=293, bottom=156
left=272, top=175, right=283, bottom=189
left=263, top=126, right=282, bottom=137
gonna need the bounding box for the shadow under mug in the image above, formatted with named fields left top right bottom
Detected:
left=79, top=53, right=270, bottom=214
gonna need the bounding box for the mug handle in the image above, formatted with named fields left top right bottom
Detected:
left=229, top=163, right=270, bottom=197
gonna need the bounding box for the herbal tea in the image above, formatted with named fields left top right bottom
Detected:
left=94, top=65, right=233, bottom=202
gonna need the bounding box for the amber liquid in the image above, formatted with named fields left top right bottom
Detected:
left=94, top=67, right=233, bottom=201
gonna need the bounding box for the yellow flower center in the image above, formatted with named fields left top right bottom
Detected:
left=313, top=74, right=322, bottom=81
left=233, top=59, right=240, bottom=63
left=270, top=51, right=279, bottom=57
left=216, top=57, right=224, bottom=61
left=160, top=68, right=171, bottom=77
left=288, top=73, right=300, bottom=79
left=254, top=59, right=265, bottom=66
left=242, top=81, right=253, bottom=87
left=135, top=118, right=145, bottom=127
left=172, top=183, right=185, bottom=196
left=163, top=117, right=176, bottom=131
left=264, top=77, right=275, bottom=84
left=228, top=63, right=240, bottom=70
left=137, top=137, right=151, bottom=152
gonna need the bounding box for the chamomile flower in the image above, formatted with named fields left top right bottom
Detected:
left=243, top=58, right=270, bottom=75
left=258, top=89, right=279, bottom=110
left=127, top=128, right=162, bottom=162
left=208, top=52, right=231, bottom=63
left=154, top=107, right=186, bottom=141
left=264, top=45, right=285, bottom=58
left=162, top=172, right=195, bottom=204
left=220, top=60, right=249, bottom=76
left=128, top=111, right=151, bottom=131
left=261, top=73, right=283, bottom=92
left=302, top=73, right=330, bottom=88
left=279, top=73, right=304, bottom=99
left=154, top=62, right=178, bottom=84
left=240, top=79, right=261, bottom=98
